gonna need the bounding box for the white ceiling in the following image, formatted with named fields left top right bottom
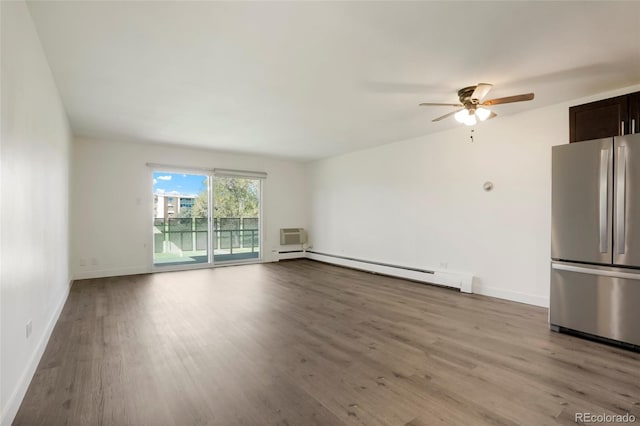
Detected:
left=27, top=1, right=640, bottom=161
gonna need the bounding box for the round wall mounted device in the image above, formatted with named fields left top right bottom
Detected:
left=483, top=181, right=494, bottom=192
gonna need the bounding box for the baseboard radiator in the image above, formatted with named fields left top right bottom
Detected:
left=277, top=249, right=306, bottom=260
left=304, top=250, right=473, bottom=293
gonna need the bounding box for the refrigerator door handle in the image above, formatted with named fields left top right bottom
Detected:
left=599, top=148, right=609, bottom=253
left=552, top=262, right=640, bottom=280
left=616, top=145, right=627, bottom=254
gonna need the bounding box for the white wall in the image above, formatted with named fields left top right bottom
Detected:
left=72, top=137, right=309, bottom=279
left=308, top=84, right=640, bottom=308
left=0, top=2, right=72, bottom=424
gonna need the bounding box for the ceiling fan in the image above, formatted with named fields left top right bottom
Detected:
left=419, top=84, right=534, bottom=125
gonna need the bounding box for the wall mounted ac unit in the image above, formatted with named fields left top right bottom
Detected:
left=280, top=228, right=307, bottom=245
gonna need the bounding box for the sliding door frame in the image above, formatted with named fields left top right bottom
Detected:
left=150, top=166, right=213, bottom=273
left=148, top=164, right=266, bottom=273
left=211, top=171, right=264, bottom=265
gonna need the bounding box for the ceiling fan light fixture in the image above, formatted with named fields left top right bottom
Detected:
left=463, top=113, right=477, bottom=126
left=454, top=109, right=469, bottom=123
left=476, top=107, right=491, bottom=121
left=421, top=83, right=534, bottom=125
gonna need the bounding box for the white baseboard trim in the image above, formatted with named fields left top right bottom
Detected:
left=305, top=251, right=473, bottom=293
left=473, top=283, right=549, bottom=308
left=1, top=279, right=72, bottom=426
left=74, top=265, right=150, bottom=280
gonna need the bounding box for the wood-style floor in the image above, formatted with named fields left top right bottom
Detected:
left=14, top=260, right=640, bottom=425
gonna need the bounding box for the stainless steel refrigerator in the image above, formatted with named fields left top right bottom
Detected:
left=551, top=132, right=640, bottom=348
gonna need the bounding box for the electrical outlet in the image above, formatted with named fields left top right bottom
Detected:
left=26, top=320, right=32, bottom=339
left=440, top=262, right=448, bottom=269
left=91, top=258, right=99, bottom=266
left=79, top=258, right=86, bottom=267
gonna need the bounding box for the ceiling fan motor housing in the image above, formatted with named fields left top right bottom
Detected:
left=458, top=86, right=480, bottom=108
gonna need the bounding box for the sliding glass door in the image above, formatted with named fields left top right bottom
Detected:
left=213, top=176, right=261, bottom=262
left=153, top=171, right=210, bottom=266
left=152, top=168, right=263, bottom=268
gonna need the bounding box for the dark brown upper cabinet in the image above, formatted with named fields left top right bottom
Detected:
left=569, top=91, right=640, bottom=143
left=630, top=92, right=640, bottom=134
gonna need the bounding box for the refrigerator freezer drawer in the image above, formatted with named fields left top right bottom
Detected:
left=550, top=262, right=640, bottom=347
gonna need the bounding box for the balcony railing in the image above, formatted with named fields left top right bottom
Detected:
left=153, top=217, right=259, bottom=256
left=214, top=229, right=259, bottom=254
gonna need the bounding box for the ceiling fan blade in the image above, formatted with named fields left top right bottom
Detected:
left=419, top=102, right=463, bottom=107
left=481, top=93, right=535, bottom=106
left=471, top=83, right=493, bottom=101
left=432, top=108, right=464, bottom=122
